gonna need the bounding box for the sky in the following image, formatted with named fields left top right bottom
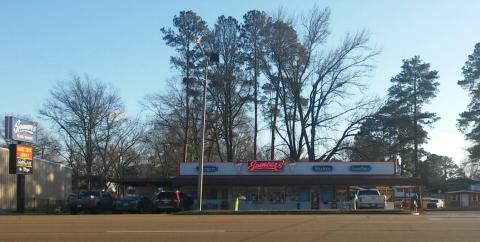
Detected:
left=1, top=0, right=479, bottom=163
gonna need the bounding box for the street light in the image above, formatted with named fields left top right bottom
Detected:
left=195, top=37, right=209, bottom=211
left=195, top=38, right=219, bottom=211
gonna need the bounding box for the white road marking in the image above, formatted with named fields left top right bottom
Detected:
left=106, top=230, right=226, bottom=233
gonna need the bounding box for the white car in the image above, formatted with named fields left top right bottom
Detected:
left=427, top=198, right=445, bottom=209
left=355, top=189, right=386, bottom=209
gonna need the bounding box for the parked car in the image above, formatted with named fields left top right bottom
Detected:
left=113, top=195, right=154, bottom=214
left=68, top=190, right=114, bottom=214
left=154, top=191, right=193, bottom=213
left=427, top=198, right=445, bottom=209
left=355, top=189, right=386, bottom=209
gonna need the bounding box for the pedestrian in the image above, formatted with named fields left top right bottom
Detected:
left=411, top=193, right=419, bottom=212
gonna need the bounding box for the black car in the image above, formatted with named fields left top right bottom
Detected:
left=154, top=191, right=193, bottom=213
left=68, top=190, right=114, bottom=214
left=113, top=195, right=154, bottom=214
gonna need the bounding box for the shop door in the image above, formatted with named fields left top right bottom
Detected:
left=461, top=193, right=469, bottom=208
left=311, top=192, right=319, bottom=209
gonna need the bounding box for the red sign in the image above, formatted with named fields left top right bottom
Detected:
left=247, top=160, right=284, bottom=172
left=9, top=144, right=33, bottom=174
left=16, top=144, right=33, bottom=160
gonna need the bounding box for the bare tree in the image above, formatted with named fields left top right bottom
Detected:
left=263, top=6, right=379, bottom=161
left=206, top=15, right=253, bottom=161
left=34, top=128, right=62, bottom=161
left=40, top=75, right=125, bottom=189
left=161, top=10, right=209, bottom=164
left=241, top=10, right=270, bottom=159
left=94, top=114, right=144, bottom=190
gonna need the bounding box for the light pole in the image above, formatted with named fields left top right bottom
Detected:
left=196, top=37, right=208, bottom=211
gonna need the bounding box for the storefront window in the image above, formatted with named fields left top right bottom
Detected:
left=205, top=188, right=228, bottom=200
left=299, top=188, right=310, bottom=202
left=233, top=186, right=290, bottom=203
left=322, top=190, right=333, bottom=203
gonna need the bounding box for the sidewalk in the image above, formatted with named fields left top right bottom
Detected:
left=177, top=209, right=413, bottom=215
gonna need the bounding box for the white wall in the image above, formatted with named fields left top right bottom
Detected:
left=180, top=161, right=395, bottom=176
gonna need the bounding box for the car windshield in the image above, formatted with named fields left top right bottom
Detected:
left=157, top=192, right=176, bottom=199
left=430, top=199, right=439, bottom=203
left=358, top=190, right=380, bottom=195
left=79, top=191, right=101, bottom=197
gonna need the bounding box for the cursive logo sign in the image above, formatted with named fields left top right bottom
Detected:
left=6, top=117, right=38, bottom=144
left=248, top=160, right=284, bottom=172
left=13, top=120, right=37, bottom=135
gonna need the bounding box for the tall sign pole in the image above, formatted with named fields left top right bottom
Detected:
left=5, top=116, right=37, bottom=213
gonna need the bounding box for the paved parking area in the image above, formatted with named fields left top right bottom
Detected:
left=1, top=211, right=480, bottom=242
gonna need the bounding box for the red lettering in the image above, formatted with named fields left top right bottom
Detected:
left=247, top=160, right=284, bottom=172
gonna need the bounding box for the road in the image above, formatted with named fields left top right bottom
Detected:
left=1, top=211, right=480, bottom=242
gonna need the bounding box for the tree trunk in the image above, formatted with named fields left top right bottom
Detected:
left=183, top=68, right=190, bottom=163
left=254, top=72, right=258, bottom=160
left=270, top=93, right=279, bottom=160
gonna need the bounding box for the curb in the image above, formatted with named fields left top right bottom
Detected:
left=176, top=209, right=413, bottom=215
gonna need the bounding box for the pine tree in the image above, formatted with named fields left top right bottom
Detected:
left=458, top=43, right=480, bottom=162
left=353, top=56, right=440, bottom=176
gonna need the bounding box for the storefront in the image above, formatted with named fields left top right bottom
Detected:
left=174, top=161, right=420, bottom=210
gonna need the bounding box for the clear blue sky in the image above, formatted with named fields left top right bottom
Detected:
left=1, top=0, right=479, bottom=163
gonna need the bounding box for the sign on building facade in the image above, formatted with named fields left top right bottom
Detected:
left=180, top=161, right=395, bottom=176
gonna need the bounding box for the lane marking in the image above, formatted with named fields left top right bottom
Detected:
left=106, top=230, right=226, bottom=233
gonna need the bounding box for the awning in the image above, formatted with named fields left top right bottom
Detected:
left=172, top=175, right=421, bottom=187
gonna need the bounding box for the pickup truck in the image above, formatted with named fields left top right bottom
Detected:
left=355, top=189, right=386, bottom=209
left=68, top=190, right=114, bottom=214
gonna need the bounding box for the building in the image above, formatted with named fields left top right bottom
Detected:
left=174, top=161, right=420, bottom=210
left=0, top=147, right=72, bottom=211
left=445, top=178, right=480, bottom=209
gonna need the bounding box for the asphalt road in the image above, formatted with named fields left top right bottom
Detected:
left=1, top=211, right=480, bottom=242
